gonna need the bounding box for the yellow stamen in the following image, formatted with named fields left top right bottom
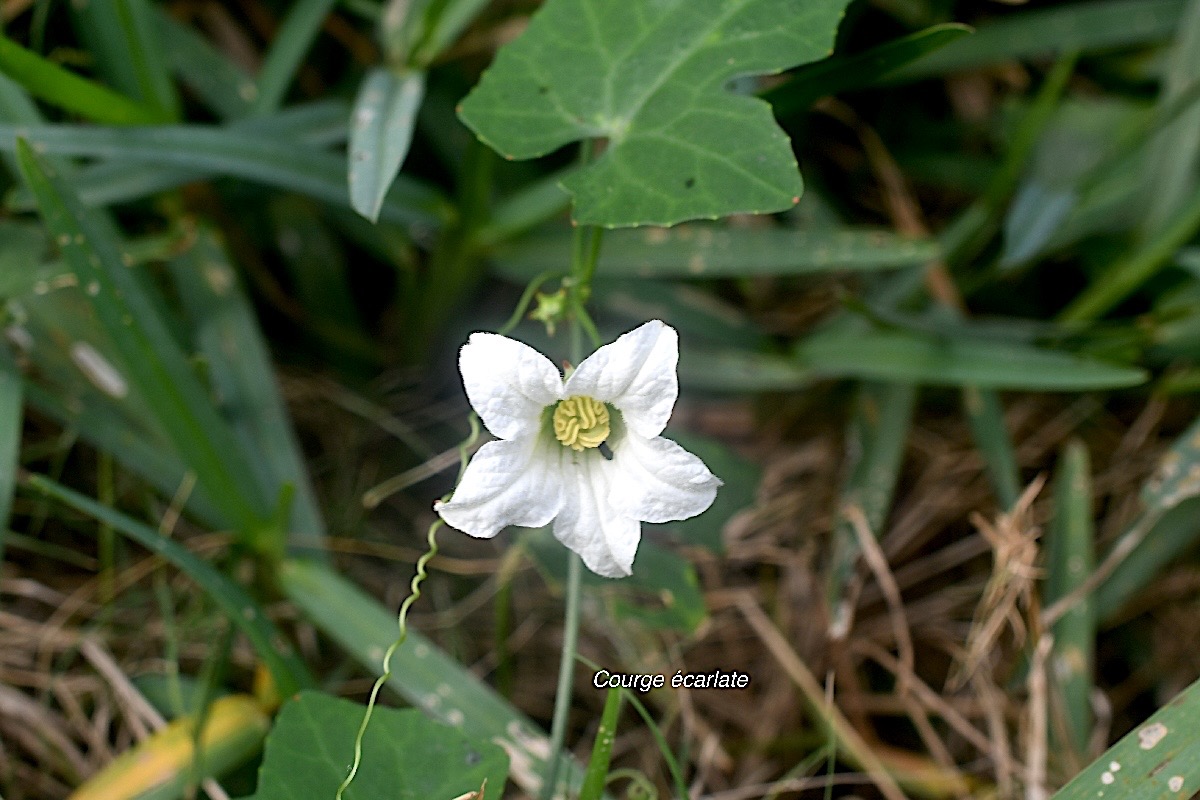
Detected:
left=553, top=396, right=610, bottom=451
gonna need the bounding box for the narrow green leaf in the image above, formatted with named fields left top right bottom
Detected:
left=383, top=0, right=492, bottom=66
left=249, top=692, right=507, bottom=800
left=1047, top=674, right=1200, bottom=800
left=795, top=329, right=1147, bottom=390
left=348, top=68, right=426, bottom=223
left=70, top=0, right=181, bottom=120
left=153, top=7, right=257, bottom=120
left=0, top=33, right=168, bottom=124
left=1142, top=0, right=1200, bottom=234
left=23, top=383, right=229, bottom=529
left=578, top=689, right=622, bottom=800
left=459, top=0, right=853, bottom=227
left=1045, top=439, right=1096, bottom=758
left=278, top=559, right=596, bottom=798
left=594, top=279, right=768, bottom=351
left=15, top=139, right=270, bottom=539
left=0, top=344, right=22, bottom=564
left=765, top=24, right=973, bottom=115
left=890, top=0, right=1186, bottom=80
left=168, top=228, right=329, bottom=559
left=826, top=382, right=916, bottom=637
left=1060, top=180, right=1200, bottom=322
left=477, top=168, right=574, bottom=245
left=4, top=100, right=352, bottom=211
left=679, top=347, right=810, bottom=392
left=963, top=387, right=1022, bottom=510
left=0, top=124, right=452, bottom=228
left=1095, top=496, right=1200, bottom=619
left=494, top=225, right=938, bottom=281
left=28, top=475, right=312, bottom=698
left=251, top=0, right=338, bottom=116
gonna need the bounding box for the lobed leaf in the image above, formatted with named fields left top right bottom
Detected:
left=459, top=0, right=852, bottom=227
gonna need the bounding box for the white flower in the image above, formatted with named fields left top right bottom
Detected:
left=435, top=320, right=722, bottom=578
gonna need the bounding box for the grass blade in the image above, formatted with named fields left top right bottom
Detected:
left=348, top=67, right=426, bottom=223
left=251, top=0, right=338, bottom=116
left=168, top=228, right=329, bottom=558
left=963, top=387, right=1022, bottom=510
left=890, top=0, right=1186, bottom=80
left=794, top=329, right=1147, bottom=391
left=1047, top=674, right=1200, bottom=799
left=765, top=24, right=973, bottom=115
left=826, top=382, right=916, bottom=637
left=494, top=225, right=939, bottom=281
left=69, top=0, right=181, bottom=120
left=28, top=475, right=312, bottom=698
left=0, top=343, right=21, bottom=564
left=0, top=33, right=168, bottom=124
left=0, top=123, right=452, bottom=228
left=1045, top=440, right=1096, bottom=759
left=577, top=688, right=622, bottom=800
left=15, top=138, right=270, bottom=541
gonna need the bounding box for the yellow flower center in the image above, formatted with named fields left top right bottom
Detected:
left=552, top=395, right=610, bottom=451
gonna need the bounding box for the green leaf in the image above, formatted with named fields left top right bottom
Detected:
left=826, top=382, right=916, bottom=637
left=764, top=23, right=973, bottom=115
left=277, top=559, right=593, bottom=798
left=249, top=692, right=507, bottom=800
left=578, top=689, right=621, bottom=800
left=890, top=0, right=1187, bottom=81
left=678, top=346, right=809, bottom=392
left=15, top=139, right=270, bottom=539
left=0, top=344, right=22, bottom=564
left=27, top=475, right=313, bottom=698
left=1047, top=674, right=1200, bottom=800
left=0, top=123, right=452, bottom=229
left=69, top=0, right=181, bottom=120
left=153, top=7, right=257, bottom=120
left=493, top=225, right=937, bottom=281
left=1045, top=440, right=1096, bottom=758
left=168, top=228, right=329, bottom=559
left=795, top=329, right=1148, bottom=391
left=458, top=0, right=852, bottom=227
left=348, top=68, right=426, bottom=223
left=250, top=0, right=338, bottom=116
left=0, top=33, right=168, bottom=124
left=382, top=0, right=492, bottom=67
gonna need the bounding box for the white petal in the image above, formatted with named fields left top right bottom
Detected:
left=609, top=433, right=721, bottom=524
left=459, top=332, right=563, bottom=440
left=564, top=320, right=678, bottom=438
left=436, top=437, right=563, bottom=538
left=553, top=455, right=640, bottom=578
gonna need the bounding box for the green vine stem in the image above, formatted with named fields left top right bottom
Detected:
left=334, top=416, right=482, bottom=799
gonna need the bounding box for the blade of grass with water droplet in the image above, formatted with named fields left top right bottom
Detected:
left=1045, top=439, right=1096, bottom=759
left=27, top=475, right=312, bottom=697
left=15, top=139, right=270, bottom=541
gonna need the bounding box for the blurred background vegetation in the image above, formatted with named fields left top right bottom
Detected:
left=3, top=0, right=1200, bottom=797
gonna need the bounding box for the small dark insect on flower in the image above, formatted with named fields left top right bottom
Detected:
left=598, top=442, right=614, bottom=460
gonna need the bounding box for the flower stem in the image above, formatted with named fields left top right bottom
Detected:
left=543, top=550, right=583, bottom=800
